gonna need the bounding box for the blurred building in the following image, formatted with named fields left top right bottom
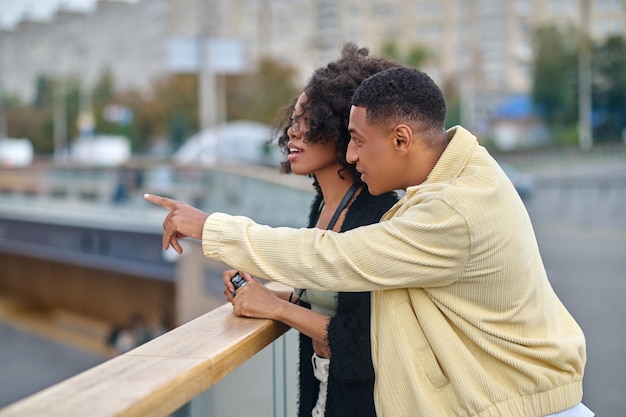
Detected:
left=0, top=0, right=624, bottom=139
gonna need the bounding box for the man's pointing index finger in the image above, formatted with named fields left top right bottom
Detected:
left=144, top=193, right=177, bottom=210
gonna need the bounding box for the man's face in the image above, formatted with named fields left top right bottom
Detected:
left=347, top=106, right=399, bottom=195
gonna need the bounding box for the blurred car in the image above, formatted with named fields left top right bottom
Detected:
left=71, top=135, right=131, bottom=166
left=0, top=138, right=33, bottom=167
left=500, top=162, right=535, bottom=200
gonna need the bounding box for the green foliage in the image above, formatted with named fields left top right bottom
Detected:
left=7, top=75, right=81, bottom=153
left=33, top=75, right=53, bottom=110
left=6, top=104, right=49, bottom=152
left=169, top=111, right=192, bottom=149
left=381, top=40, right=401, bottom=61
left=92, top=68, right=115, bottom=111
left=406, top=46, right=429, bottom=69
left=92, top=69, right=130, bottom=141
left=64, top=76, right=81, bottom=140
left=445, top=99, right=462, bottom=129
left=156, top=74, right=199, bottom=150
left=379, top=40, right=428, bottom=68
left=551, top=123, right=580, bottom=147
left=441, top=78, right=461, bottom=128
left=107, top=73, right=199, bottom=152
left=226, top=58, right=300, bottom=124
left=531, top=25, right=626, bottom=144
left=531, top=25, right=579, bottom=127
left=592, top=35, right=626, bottom=142
left=12, top=30, right=623, bottom=157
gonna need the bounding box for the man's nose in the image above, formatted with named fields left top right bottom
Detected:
left=346, top=140, right=358, bottom=163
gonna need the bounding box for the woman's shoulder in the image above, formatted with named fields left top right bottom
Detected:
left=306, top=193, right=325, bottom=228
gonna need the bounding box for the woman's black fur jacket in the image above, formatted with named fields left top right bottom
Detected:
left=297, top=187, right=398, bottom=417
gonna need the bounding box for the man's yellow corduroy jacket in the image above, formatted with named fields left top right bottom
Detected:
left=202, top=126, right=586, bottom=417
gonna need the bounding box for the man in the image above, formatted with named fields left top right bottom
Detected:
left=146, top=67, right=591, bottom=417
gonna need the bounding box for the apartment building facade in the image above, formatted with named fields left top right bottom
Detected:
left=0, top=0, right=624, bottom=139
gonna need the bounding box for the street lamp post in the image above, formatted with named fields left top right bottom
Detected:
left=53, top=78, right=67, bottom=162
left=0, top=80, right=7, bottom=139
left=578, top=0, right=593, bottom=151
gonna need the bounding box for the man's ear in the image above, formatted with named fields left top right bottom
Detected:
left=392, top=124, right=413, bottom=155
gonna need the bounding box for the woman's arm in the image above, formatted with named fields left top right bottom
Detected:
left=223, top=271, right=331, bottom=356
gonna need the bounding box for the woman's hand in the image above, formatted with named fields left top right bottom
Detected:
left=222, top=270, right=284, bottom=320
left=222, top=269, right=242, bottom=301
left=221, top=270, right=331, bottom=357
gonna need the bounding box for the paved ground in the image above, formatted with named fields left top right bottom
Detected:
left=521, top=160, right=626, bottom=417
left=0, top=321, right=102, bottom=408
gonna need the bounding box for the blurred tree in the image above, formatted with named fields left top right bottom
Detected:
left=169, top=110, right=191, bottom=149
left=442, top=77, right=462, bottom=129
left=64, top=76, right=82, bottom=142
left=119, top=74, right=199, bottom=152
left=381, top=40, right=401, bottom=61
left=406, top=45, right=429, bottom=69
left=592, top=35, right=626, bottom=142
left=226, top=57, right=300, bottom=124
left=92, top=68, right=115, bottom=106
left=92, top=69, right=138, bottom=143
left=134, top=90, right=168, bottom=151
left=531, top=25, right=579, bottom=145
left=379, top=40, right=428, bottom=68
left=155, top=74, right=198, bottom=147
left=115, top=89, right=150, bottom=151
left=5, top=104, right=51, bottom=152
left=8, top=74, right=80, bottom=153
left=163, top=74, right=198, bottom=149
left=33, top=74, right=53, bottom=110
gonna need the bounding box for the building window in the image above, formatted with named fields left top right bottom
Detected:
left=415, top=1, right=442, bottom=18
left=547, top=0, right=576, bottom=14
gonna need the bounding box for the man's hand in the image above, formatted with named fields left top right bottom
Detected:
left=144, top=194, right=210, bottom=254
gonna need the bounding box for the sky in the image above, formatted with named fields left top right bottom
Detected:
left=0, top=0, right=105, bottom=29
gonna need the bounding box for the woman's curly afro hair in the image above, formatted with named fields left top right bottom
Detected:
left=273, top=43, right=399, bottom=184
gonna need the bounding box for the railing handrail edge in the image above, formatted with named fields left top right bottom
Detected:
left=0, top=284, right=290, bottom=417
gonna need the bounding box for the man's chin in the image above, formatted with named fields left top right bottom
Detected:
left=363, top=182, right=381, bottom=196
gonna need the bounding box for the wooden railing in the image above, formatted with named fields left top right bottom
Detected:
left=0, top=283, right=290, bottom=417
left=0, top=161, right=310, bottom=417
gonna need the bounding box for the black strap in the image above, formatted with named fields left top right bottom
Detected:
left=326, top=182, right=359, bottom=231
left=298, top=183, right=359, bottom=301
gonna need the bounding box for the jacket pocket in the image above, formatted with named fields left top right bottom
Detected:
left=393, top=300, right=449, bottom=388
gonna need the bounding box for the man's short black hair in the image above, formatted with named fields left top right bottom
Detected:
left=351, top=67, right=447, bottom=141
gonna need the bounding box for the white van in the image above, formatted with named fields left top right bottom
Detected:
left=71, top=135, right=131, bottom=166
left=0, top=138, right=34, bottom=167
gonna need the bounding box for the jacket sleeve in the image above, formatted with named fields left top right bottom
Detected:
left=202, top=195, right=470, bottom=292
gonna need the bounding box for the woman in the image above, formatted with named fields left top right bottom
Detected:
left=223, top=43, right=399, bottom=417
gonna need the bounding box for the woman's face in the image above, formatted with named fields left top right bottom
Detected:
left=287, top=92, right=338, bottom=176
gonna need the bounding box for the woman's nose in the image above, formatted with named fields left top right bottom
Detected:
left=287, top=124, right=299, bottom=139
